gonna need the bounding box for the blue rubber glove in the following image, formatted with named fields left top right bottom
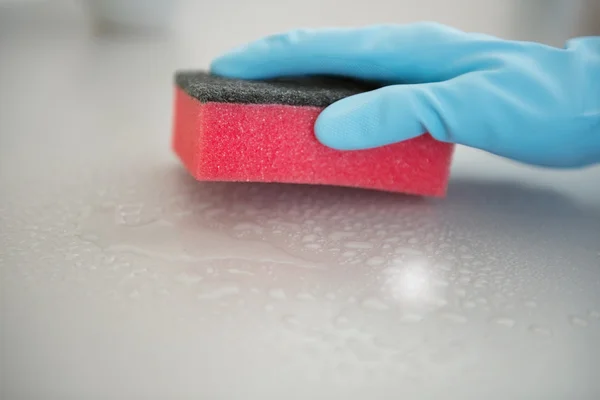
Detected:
left=211, top=23, right=600, bottom=168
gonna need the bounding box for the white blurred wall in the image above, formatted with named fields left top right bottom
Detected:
left=0, top=0, right=598, bottom=54
left=175, top=0, right=599, bottom=65
left=512, top=0, right=599, bottom=45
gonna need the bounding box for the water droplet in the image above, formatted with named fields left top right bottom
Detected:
left=429, top=297, right=449, bottom=308
left=198, top=284, right=240, bottom=300
left=304, top=243, right=321, bottom=250
left=78, top=205, right=316, bottom=267
left=462, top=300, right=476, bottom=309
left=399, top=313, right=424, bottom=323
left=361, top=297, right=390, bottom=311
left=206, top=267, right=215, bottom=274
left=227, top=268, right=254, bottom=276
left=589, top=310, right=600, bottom=319
left=454, top=288, right=467, bottom=298
left=432, top=279, right=450, bottom=288
left=569, top=315, right=589, bottom=327
left=344, top=241, right=374, bottom=249
left=174, top=272, right=203, bottom=285
left=524, top=300, right=537, bottom=309
left=335, top=362, right=354, bottom=376
left=494, top=317, right=516, bottom=328
left=342, top=251, right=356, bottom=257
left=366, top=256, right=385, bottom=266
left=441, top=312, right=468, bottom=324
left=346, top=338, right=380, bottom=362
left=390, top=351, right=410, bottom=367
left=268, top=288, right=287, bottom=300
left=232, top=222, right=263, bottom=233
left=438, top=263, right=452, bottom=272
left=474, top=280, right=488, bottom=289
left=329, top=231, right=356, bottom=241
left=302, top=234, right=318, bottom=242
left=204, top=208, right=225, bottom=219
left=529, top=324, right=552, bottom=337
left=395, top=247, right=423, bottom=256
left=265, top=303, right=275, bottom=312
left=81, top=233, right=99, bottom=242
left=334, top=315, right=350, bottom=327
left=282, top=315, right=301, bottom=328
left=296, top=292, right=315, bottom=301
left=325, top=292, right=336, bottom=300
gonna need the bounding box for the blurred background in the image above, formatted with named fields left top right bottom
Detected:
left=1, top=0, right=599, bottom=60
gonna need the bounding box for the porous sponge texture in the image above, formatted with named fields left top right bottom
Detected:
left=173, top=81, right=454, bottom=197
left=175, top=71, right=379, bottom=107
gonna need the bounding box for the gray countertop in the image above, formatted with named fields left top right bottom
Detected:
left=1, top=21, right=600, bottom=400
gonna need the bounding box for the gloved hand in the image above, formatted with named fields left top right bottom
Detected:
left=210, top=23, right=600, bottom=168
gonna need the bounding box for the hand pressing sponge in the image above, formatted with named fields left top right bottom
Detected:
left=172, top=71, right=454, bottom=197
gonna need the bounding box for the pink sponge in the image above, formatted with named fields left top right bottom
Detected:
left=172, top=71, right=454, bottom=197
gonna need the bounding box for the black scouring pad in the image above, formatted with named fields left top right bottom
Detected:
left=175, top=70, right=379, bottom=107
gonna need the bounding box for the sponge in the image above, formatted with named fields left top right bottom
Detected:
left=172, top=71, right=454, bottom=197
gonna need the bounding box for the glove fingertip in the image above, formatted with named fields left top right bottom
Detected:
left=314, top=114, right=349, bottom=150
left=315, top=86, right=433, bottom=151
left=314, top=101, right=379, bottom=150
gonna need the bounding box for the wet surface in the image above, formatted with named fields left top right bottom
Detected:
left=1, top=23, right=600, bottom=400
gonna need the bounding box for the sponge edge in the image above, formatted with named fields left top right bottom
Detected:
left=175, top=70, right=380, bottom=107
left=173, top=78, right=455, bottom=197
